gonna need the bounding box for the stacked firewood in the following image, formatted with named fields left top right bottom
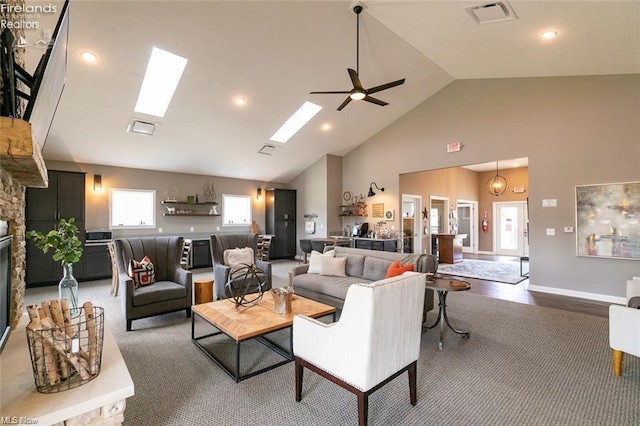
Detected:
left=26, top=300, right=101, bottom=389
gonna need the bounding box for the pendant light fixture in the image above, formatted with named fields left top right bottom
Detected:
left=486, top=162, right=508, bottom=196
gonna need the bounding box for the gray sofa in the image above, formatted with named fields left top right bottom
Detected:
left=291, top=246, right=436, bottom=313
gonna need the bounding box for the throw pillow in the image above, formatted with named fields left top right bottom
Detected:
left=224, top=247, right=254, bottom=269
left=307, top=249, right=335, bottom=274
left=384, top=261, right=414, bottom=278
left=320, top=256, right=347, bottom=277
left=128, top=256, right=155, bottom=288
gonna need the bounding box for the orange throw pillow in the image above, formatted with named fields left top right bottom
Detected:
left=384, top=261, right=414, bottom=278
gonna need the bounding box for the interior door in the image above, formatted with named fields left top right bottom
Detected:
left=494, top=201, right=529, bottom=256
left=457, top=201, right=477, bottom=253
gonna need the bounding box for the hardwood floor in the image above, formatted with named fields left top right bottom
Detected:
left=440, top=253, right=610, bottom=318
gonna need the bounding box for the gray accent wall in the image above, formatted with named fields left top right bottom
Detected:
left=342, top=75, right=640, bottom=301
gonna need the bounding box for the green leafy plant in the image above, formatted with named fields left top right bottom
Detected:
left=26, top=218, right=83, bottom=266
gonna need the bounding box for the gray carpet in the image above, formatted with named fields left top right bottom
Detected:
left=24, top=260, right=639, bottom=425
left=437, top=258, right=528, bottom=284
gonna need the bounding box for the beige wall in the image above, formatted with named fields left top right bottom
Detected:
left=343, top=75, right=640, bottom=300
left=45, top=160, right=286, bottom=239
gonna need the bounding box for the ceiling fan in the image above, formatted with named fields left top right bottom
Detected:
left=310, top=4, right=406, bottom=111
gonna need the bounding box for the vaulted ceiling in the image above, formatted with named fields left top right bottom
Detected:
left=23, top=0, right=640, bottom=182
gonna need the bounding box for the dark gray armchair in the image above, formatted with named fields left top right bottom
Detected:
left=114, top=236, right=192, bottom=331
left=210, top=233, right=272, bottom=300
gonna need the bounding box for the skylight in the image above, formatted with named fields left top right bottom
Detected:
left=134, top=47, right=188, bottom=118
left=269, top=101, right=323, bottom=143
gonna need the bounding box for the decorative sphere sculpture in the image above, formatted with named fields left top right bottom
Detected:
left=225, top=263, right=268, bottom=308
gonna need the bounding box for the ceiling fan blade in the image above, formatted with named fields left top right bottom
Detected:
left=347, top=68, right=364, bottom=90
left=366, top=78, right=406, bottom=95
left=310, top=91, right=350, bottom=94
left=363, top=95, right=388, bottom=107
left=337, top=96, right=352, bottom=111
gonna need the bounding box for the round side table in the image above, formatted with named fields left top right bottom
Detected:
left=424, top=278, right=471, bottom=350
left=194, top=278, right=214, bottom=304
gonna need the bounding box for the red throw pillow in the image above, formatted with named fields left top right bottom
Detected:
left=128, top=256, right=155, bottom=288
left=384, top=261, right=414, bottom=278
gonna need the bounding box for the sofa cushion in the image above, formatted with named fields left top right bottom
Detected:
left=362, top=256, right=394, bottom=281
left=224, top=247, right=254, bottom=269
left=128, top=256, right=155, bottom=288
left=385, top=261, right=414, bottom=278
left=320, top=256, right=347, bottom=277
left=308, top=249, right=335, bottom=274
left=336, top=253, right=365, bottom=278
left=132, top=281, right=187, bottom=306
left=292, top=274, right=371, bottom=301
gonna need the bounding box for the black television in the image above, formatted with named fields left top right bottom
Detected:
left=1, top=0, right=69, bottom=147
left=0, top=235, right=12, bottom=355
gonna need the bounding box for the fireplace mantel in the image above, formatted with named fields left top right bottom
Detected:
left=0, top=117, right=48, bottom=188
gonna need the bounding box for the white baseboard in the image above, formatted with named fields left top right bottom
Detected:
left=476, top=251, right=494, bottom=255
left=527, top=284, right=625, bottom=305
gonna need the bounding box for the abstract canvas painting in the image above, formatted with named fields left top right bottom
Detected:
left=576, top=181, right=640, bottom=260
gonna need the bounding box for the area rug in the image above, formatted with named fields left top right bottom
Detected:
left=437, top=258, right=527, bottom=284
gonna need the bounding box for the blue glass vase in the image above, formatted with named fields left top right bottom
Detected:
left=59, top=263, right=79, bottom=315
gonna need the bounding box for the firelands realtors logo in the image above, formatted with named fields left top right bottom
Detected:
left=1, top=2, right=57, bottom=29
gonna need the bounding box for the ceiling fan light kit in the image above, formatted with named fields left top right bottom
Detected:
left=310, top=4, right=405, bottom=111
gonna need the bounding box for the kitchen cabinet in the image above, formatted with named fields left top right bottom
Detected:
left=84, top=244, right=112, bottom=280
left=265, top=189, right=296, bottom=259
left=26, top=171, right=86, bottom=286
left=191, top=239, right=212, bottom=269
left=353, top=238, right=398, bottom=252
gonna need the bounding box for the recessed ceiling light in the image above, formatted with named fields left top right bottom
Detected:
left=134, top=47, right=188, bottom=118
left=541, top=31, right=558, bottom=39
left=321, top=123, right=332, bottom=131
left=269, top=101, right=322, bottom=143
left=81, top=51, right=97, bottom=63
left=234, top=96, right=246, bottom=106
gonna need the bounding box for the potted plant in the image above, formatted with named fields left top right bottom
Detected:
left=26, top=218, right=83, bottom=313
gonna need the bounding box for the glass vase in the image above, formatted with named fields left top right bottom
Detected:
left=59, top=263, right=79, bottom=315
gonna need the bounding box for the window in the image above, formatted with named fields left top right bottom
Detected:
left=110, top=189, right=156, bottom=229
left=222, top=194, right=251, bottom=227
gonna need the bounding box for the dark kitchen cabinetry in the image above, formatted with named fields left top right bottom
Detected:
left=265, top=189, right=296, bottom=259
left=84, top=244, right=112, bottom=281
left=26, top=170, right=86, bottom=286
left=191, top=239, right=212, bottom=269
left=354, top=238, right=398, bottom=252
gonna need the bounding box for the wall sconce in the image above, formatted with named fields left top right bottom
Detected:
left=367, top=181, right=384, bottom=197
left=93, top=174, right=102, bottom=192
left=486, top=162, right=508, bottom=196
left=256, top=187, right=262, bottom=201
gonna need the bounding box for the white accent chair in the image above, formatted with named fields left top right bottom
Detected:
left=293, top=272, right=426, bottom=426
left=609, top=277, right=640, bottom=376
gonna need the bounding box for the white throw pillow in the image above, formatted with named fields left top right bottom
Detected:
left=320, top=256, right=346, bottom=277
left=307, top=249, right=335, bottom=274
left=224, top=247, right=254, bottom=268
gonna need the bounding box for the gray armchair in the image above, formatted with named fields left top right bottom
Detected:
left=210, top=233, right=272, bottom=300
left=114, top=236, right=192, bottom=331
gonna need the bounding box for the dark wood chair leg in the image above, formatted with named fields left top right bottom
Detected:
left=408, top=360, right=417, bottom=405
left=357, top=391, right=368, bottom=426
left=295, top=357, right=304, bottom=402
left=126, top=319, right=132, bottom=332
left=186, top=306, right=192, bottom=318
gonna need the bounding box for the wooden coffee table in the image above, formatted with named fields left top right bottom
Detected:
left=191, top=292, right=336, bottom=382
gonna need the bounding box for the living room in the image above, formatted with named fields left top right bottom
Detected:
left=1, top=1, right=639, bottom=424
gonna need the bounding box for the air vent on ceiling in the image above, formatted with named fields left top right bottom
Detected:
left=258, top=144, right=280, bottom=156
left=466, top=2, right=517, bottom=25
left=127, top=119, right=157, bottom=136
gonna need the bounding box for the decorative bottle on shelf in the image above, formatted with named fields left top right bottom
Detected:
left=195, top=194, right=199, bottom=203
left=59, top=263, right=79, bottom=315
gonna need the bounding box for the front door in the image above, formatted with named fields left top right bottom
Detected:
left=494, top=201, right=529, bottom=256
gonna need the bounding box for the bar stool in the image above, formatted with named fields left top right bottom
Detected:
left=300, top=239, right=312, bottom=263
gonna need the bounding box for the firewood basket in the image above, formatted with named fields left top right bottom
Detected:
left=26, top=306, right=104, bottom=393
